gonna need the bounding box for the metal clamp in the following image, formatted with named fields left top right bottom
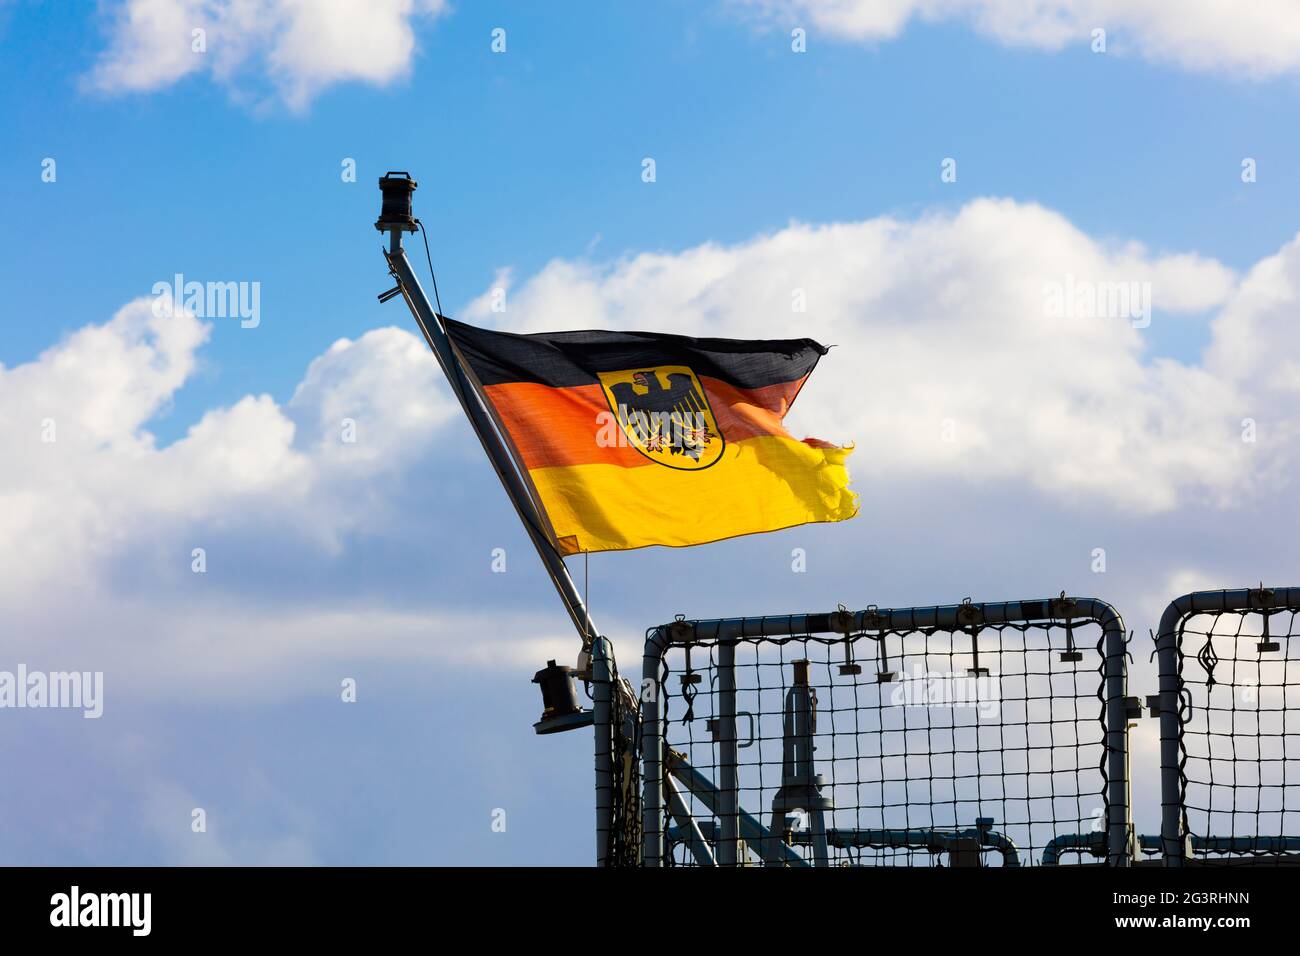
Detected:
left=1052, top=592, right=1084, bottom=663
left=707, top=711, right=756, bottom=749
left=830, top=604, right=855, bottom=635
left=960, top=599, right=989, bottom=676
left=668, top=614, right=694, bottom=644
left=1252, top=586, right=1280, bottom=652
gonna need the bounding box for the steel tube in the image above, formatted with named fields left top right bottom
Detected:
left=384, top=235, right=599, bottom=646
left=1097, top=601, right=1131, bottom=866
left=794, top=827, right=1022, bottom=867
left=1154, top=587, right=1300, bottom=866
left=591, top=636, right=613, bottom=867
left=716, top=640, right=739, bottom=867
left=664, top=775, right=716, bottom=866
left=641, top=627, right=669, bottom=866
left=666, top=753, right=810, bottom=867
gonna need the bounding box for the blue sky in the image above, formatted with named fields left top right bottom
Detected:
left=6, top=0, right=1299, bottom=430
left=3, top=1, right=1300, bottom=864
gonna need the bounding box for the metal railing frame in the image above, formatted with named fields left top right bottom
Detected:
left=1154, top=586, right=1300, bottom=866
left=640, top=596, right=1133, bottom=867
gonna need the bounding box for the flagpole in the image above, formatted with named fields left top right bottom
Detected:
left=374, top=173, right=600, bottom=656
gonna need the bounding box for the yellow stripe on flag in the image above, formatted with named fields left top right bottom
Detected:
left=528, top=435, right=858, bottom=555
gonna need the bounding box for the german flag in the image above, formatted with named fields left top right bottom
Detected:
left=445, top=319, right=858, bottom=555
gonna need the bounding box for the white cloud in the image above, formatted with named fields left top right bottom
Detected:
left=8, top=201, right=1300, bottom=865
left=86, top=0, right=448, bottom=109
left=26, top=596, right=583, bottom=701
left=736, top=0, right=1300, bottom=78
left=0, top=296, right=606, bottom=693
left=6, top=198, right=1300, bottom=706
left=469, top=198, right=1252, bottom=512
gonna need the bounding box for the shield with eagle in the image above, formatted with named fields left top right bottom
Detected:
left=597, top=366, right=724, bottom=470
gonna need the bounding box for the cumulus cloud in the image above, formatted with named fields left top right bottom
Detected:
left=0, top=296, right=598, bottom=694
left=468, top=198, right=1256, bottom=512
left=6, top=198, right=1300, bottom=708
left=86, top=0, right=448, bottom=109
left=735, top=0, right=1300, bottom=78
left=8, top=201, right=1299, bottom=865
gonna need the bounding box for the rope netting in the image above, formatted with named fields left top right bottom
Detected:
left=605, top=671, right=642, bottom=866
left=655, top=609, right=1114, bottom=867
left=1176, top=605, right=1300, bottom=865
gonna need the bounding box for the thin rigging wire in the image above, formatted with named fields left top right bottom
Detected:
left=416, top=220, right=444, bottom=316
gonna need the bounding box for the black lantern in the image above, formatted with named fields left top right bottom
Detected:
left=375, top=171, right=419, bottom=233
left=531, top=660, right=594, bottom=735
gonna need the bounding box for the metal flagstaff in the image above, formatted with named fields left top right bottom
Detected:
left=373, top=172, right=600, bottom=653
